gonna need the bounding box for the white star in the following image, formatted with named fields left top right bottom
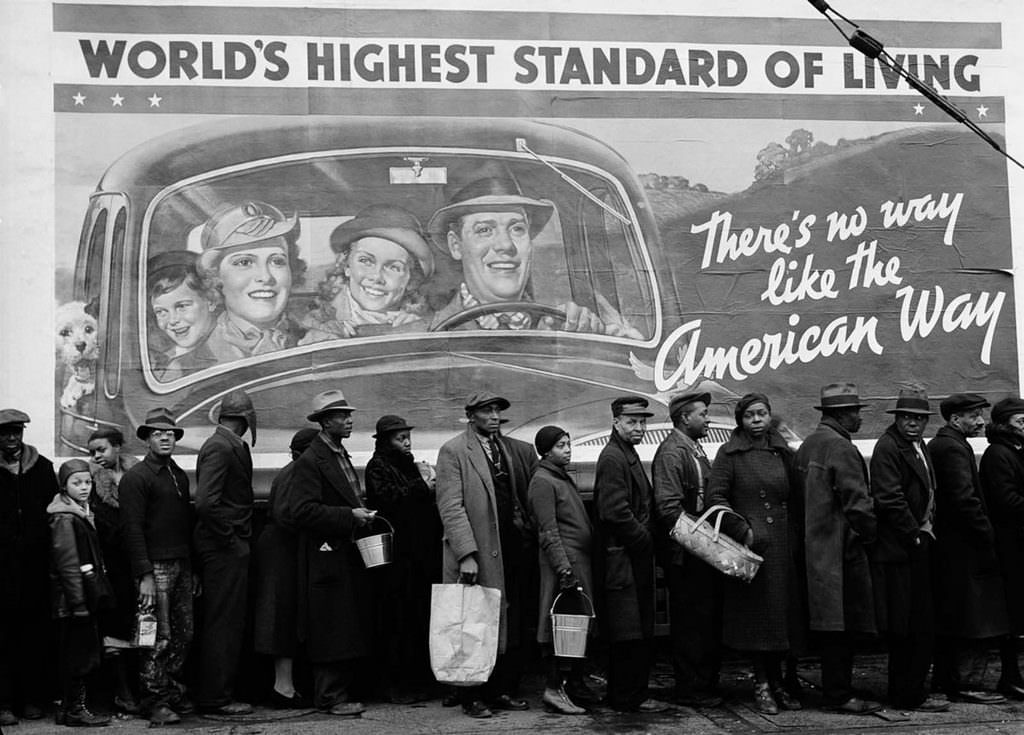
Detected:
left=913, top=103, right=925, bottom=116
left=72, top=92, right=86, bottom=106
left=977, top=105, right=989, bottom=118
left=110, top=93, right=124, bottom=107
left=147, top=93, right=162, bottom=108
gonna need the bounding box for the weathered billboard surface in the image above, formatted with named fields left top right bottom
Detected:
left=38, top=2, right=1020, bottom=460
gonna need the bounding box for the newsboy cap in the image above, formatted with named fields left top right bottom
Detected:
left=136, top=407, right=184, bottom=440
left=814, top=383, right=868, bottom=411
left=0, top=408, right=30, bottom=427
left=611, top=396, right=654, bottom=418
left=668, top=392, right=711, bottom=422
left=885, top=387, right=935, bottom=416
left=465, top=391, right=511, bottom=413
left=939, top=393, right=990, bottom=421
left=307, top=389, right=359, bottom=422
left=215, top=389, right=258, bottom=445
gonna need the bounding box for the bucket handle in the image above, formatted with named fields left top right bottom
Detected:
left=688, top=504, right=747, bottom=543
left=353, top=513, right=394, bottom=540
left=550, top=588, right=595, bottom=618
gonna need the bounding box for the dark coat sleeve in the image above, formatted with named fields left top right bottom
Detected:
left=831, top=441, right=877, bottom=544
left=980, top=445, right=1024, bottom=524
left=929, top=438, right=992, bottom=545
left=194, top=438, right=235, bottom=542
left=594, top=447, right=650, bottom=553
left=705, top=451, right=752, bottom=543
left=118, top=468, right=152, bottom=577
left=50, top=514, right=88, bottom=615
left=870, top=437, right=920, bottom=547
left=287, top=453, right=355, bottom=539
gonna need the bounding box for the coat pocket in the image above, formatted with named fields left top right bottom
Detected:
left=604, top=546, right=634, bottom=591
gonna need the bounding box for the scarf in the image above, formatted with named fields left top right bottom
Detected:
left=460, top=283, right=531, bottom=330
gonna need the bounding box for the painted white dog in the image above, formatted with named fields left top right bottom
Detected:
left=55, top=301, right=99, bottom=410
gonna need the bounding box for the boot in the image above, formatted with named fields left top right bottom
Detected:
left=64, top=681, right=110, bottom=728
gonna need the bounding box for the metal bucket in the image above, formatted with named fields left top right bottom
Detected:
left=550, top=589, right=595, bottom=659
left=355, top=515, right=394, bottom=568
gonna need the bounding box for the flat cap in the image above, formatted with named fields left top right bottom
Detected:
left=668, top=391, right=711, bottom=421
left=611, top=395, right=654, bottom=418
left=939, top=393, right=990, bottom=421
left=0, top=408, right=30, bottom=427
left=465, top=391, right=510, bottom=413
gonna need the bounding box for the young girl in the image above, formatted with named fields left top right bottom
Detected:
left=49, top=458, right=112, bottom=727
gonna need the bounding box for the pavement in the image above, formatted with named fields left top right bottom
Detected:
left=5, top=652, right=1024, bottom=735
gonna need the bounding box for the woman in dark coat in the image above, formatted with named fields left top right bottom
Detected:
left=706, top=393, right=803, bottom=715
left=87, top=426, right=140, bottom=714
left=979, top=397, right=1024, bottom=697
left=253, top=428, right=318, bottom=707
left=527, top=426, right=595, bottom=715
left=364, top=415, right=441, bottom=704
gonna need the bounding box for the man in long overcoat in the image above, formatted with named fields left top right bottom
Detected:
left=194, top=390, right=258, bottom=715
left=928, top=393, right=1008, bottom=704
left=794, top=383, right=881, bottom=715
left=436, top=391, right=537, bottom=719
left=869, top=388, right=948, bottom=712
left=651, top=390, right=723, bottom=708
left=594, top=396, right=667, bottom=713
left=286, top=389, right=376, bottom=717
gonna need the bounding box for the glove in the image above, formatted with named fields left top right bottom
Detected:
left=558, top=568, right=580, bottom=590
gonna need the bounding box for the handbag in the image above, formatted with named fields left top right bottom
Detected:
left=670, top=504, right=764, bottom=582
left=428, top=583, right=501, bottom=686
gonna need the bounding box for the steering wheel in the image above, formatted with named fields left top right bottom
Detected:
left=429, top=301, right=568, bottom=332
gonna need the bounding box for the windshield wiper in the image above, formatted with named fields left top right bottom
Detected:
left=515, top=138, right=634, bottom=226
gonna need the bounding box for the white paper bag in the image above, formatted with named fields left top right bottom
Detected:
left=429, top=583, right=501, bottom=686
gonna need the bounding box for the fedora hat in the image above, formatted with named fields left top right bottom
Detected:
left=200, top=201, right=298, bottom=255
left=215, top=389, right=258, bottom=445
left=307, top=389, right=359, bottom=422
left=426, top=177, right=554, bottom=251
left=814, top=382, right=869, bottom=411
left=136, top=407, right=184, bottom=440
left=885, top=387, right=935, bottom=416
left=465, top=390, right=511, bottom=413
left=373, top=414, right=415, bottom=438
left=329, top=204, right=434, bottom=278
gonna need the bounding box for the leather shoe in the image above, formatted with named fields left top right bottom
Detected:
left=831, top=697, right=883, bottom=715
left=168, top=696, right=195, bottom=715
left=565, top=679, right=600, bottom=705
left=202, top=701, right=253, bottom=715
left=951, top=690, right=1006, bottom=705
left=148, top=704, right=181, bottom=725
left=997, top=682, right=1024, bottom=700
left=753, top=683, right=779, bottom=715
left=911, top=695, right=951, bottom=713
left=327, top=701, right=365, bottom=716
left=442, top=691, right=460, bottom=707
left=542, top=687, right=586, bottom=715
left=462, top=700, right=493, bottom=718
left=22, top=704, right=44, bottom=720
left=490, top=694, right=529, bottom=711
left=0, top=709, right=18, bottom=726
left=636, top=698, right=671, bottom=713
left=270, top=691, right=311, bottom=709
left=772, top=687, right=802, bottom=711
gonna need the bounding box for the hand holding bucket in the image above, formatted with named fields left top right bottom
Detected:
left=354, top=514, right=394, bottom=568
left=550, top=588, right=595, bottom=659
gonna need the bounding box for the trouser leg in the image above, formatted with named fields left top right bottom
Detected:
left=197, top=541, right=249, bottom=707
left=312, top=661, right=353, bottom=710
left=818, top=631, right=855, bottom=705
left=606, top=639, right=651, bottom=710
left=669, top=562, right=721, bottom=695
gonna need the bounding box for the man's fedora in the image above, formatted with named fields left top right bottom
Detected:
left=426, top=177, right=554, bottom=251
left=306, top=389, right=359, bottom=422
left=814, top=383, right=869, bottom=411
left=215, top=389, right=258, bottom=445
left=136, top=407, right=184, bottom=440
left=885, top=387, right=935, bottom=416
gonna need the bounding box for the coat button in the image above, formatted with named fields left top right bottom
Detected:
left=764, top=502, right=771, bottom=510
left=766, top=516, right=774, bottom=524
left=759, top=490, right=767, bottom=498
left=491, top=550, right=499, bottom=557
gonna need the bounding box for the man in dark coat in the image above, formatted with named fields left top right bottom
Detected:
left=286, top=389, right=376, bottom=717
left=436, top=391, right=538, bottom=719
left=0, top=409, right=56, bottom=726
left=928, top=393, right=1008, bottom=704
left=651, top=390, right=723, bottom=708
left=594, top=396, right=668, bottom=713
left=194, top=390, right=258, bottom=715
left=869, top=388, right=949, bottom=712
left=794, top=383, right=881, bottom=715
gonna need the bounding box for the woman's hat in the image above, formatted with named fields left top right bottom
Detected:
left=136, top=407, right=184, bottom=440
left=58, top=458, right=91, bottom=489
left=330, top=204, right=434, bottom=278
left=991, top=397, right=1024, bottom=425
left=373, top=414, right=415, bottom=438
left=814, top=382, right=868, bottom=411
left=214, top=389, right=258, bottom=445
left=535, top=425, right=569, bottom=456
left=307, top=389, right=359, bottom=422
left=885, top=387, right=935, bottom=416
left=734, top=392, right=772, bottom=425
left=427, top=177, right=554, bottom=251
left=200, top=201, right=298, bottom=254
left=289, top=428, right=320, bottom=454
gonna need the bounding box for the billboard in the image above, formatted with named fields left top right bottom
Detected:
left=5, top=1, right=1024, bottom=463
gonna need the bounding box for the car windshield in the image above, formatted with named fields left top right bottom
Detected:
left=140, top=148, right=657, bottom=386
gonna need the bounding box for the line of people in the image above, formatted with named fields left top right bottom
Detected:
left=4, top=379, right=1024, bottom=726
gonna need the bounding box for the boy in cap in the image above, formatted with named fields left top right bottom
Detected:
left=0, top=409, right=57, bottom=725
left=795, top=384, right=881, bottom=715
left=194, top=390, right=258, bottom=715
left=594, top=396, right=668, bottom=713
left=119, top=408, right=196, bottom=725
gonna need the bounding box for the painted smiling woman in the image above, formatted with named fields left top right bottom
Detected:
left=197, top=201, right=307, bottom=360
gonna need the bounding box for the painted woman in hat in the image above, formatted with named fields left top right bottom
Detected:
left=197, top=201, right=307, bottom=360
left=363, top=414, right=441, bottom=704
left=705, top=392, right=803, bottom=715
left=300, top=204, right=434, bottom=342
left=147, top=251, right=218, bottom=381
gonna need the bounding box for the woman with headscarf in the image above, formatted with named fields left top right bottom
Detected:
left=705, top=392, right=803, bottom=715
left=364, top=415, right=441, bottom=703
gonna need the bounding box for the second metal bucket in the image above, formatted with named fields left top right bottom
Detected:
left=355, top=515, right=394, bottom=568
left=550, top=589, right=595, bottom=659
